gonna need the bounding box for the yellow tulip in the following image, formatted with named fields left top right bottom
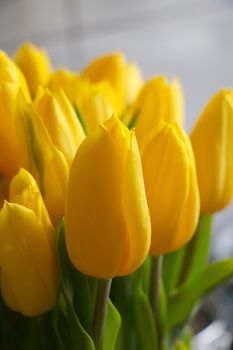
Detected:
left=65, top=116, right=151, bottom=279
left=125, top=76, right=184, bottom=147
left=48, top=69, right=80, bottom=105
left=15, top=42, right=52, bottom=97
left=74, top=80, right=121, bottom=133
left=190, top=89, right=233, bottom=214
left=0, top=51, right=30, bottom=100
left=124, top=62, right=143, bottom=105
left=49, top=69, right=120, bottom=133
left=0, top=83, right=20, bottom=177
left=33, top=88, right=85, bottom=166
left=82, top=52, right=143, bottom=108
left=0, top=168, right=58, bottom=316
left=50, top=70, right=120, bottom=132
left=15, top=93, right=69, bottom=226
left=141, top=121, right=199, bottom=255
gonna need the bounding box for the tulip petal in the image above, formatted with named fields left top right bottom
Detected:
left=15, top=94, right=69, bottom=225
left=118, top=131, right=151, bottom=275
left=0, top=202, right=58, bottom=316
left=65, top=125, right=128, bottom=278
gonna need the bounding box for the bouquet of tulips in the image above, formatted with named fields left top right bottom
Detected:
left=0, top=42, right=232, bottom=350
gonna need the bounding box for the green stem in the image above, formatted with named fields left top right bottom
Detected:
left=150, top=255, right=163, bottom=348
left=34, top=314, right=56, bottom=350
left=93, top=279, right=112, bottom=350
left=150, top=256, right=162, bottom=321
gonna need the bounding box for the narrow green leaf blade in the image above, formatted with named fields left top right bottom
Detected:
left=134, top=288, right=159, bottom=350
left=75, top=105, right=88, bottom=135
left=56, top=219, right=95, bottom=350
left=128, top=109, right=140, bottom=130
left=179, top=215, right=212, bottom=284
left=102, top=300, right=121, bottom=350
left=168, top=258, right=233, bottom=330
left=163, top=247, right=186, bottom=294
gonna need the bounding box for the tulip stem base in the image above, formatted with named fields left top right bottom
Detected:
left=93, top=278, right=112, bottom=350
left=150, top=256, right=163, bottom=341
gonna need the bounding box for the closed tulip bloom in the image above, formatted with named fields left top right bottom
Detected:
left=0, top=168, right=58, bottom=316
left=0, top=51, right=30, bottom=100
left=74, top=80, right=121, bottom=133
left=49, top=71, right=120, bottom=133
left=124, top=62, right=143, bottom=105
left=0, top=83, right=20, bottom=177
left=82, top=53, right=124, bottom=99
left=34, top=88, right=85, bottom=166
left=16, top=93, right=69, bottom=226
left=48, top=69, right=80, bottom=105
left=15, top=42, right=52, bottom=97
left=190, top=89, right=233, bottom=214
left=125, top=76, right=184, bottom=147
left=141, top=121, right=199, bottom=255
left=65, top=116, right=151, bottom=279
left=82, top=52, right=143, bottom=107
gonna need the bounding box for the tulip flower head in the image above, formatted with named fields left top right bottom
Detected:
left=65, top=116, right=151, bottom=279
left=190, top=89, right=233, bottom=214
left=82, top=52, right=143, bottom=108
left=125, top=76, right=184, bottom=148
left=74, top=80, right=121, bottom=133
left=141, top=121, right=200, bottom=256
left=34, top=88, right=85, bottom=166
left=15, top=42, right=52, bottom=97
left=0, top=83, right=20, bottom=178
left=48, top=69, right=79, bottom=105
left=0, top=168, right=58, bottom=316
left=15, top=93, right=69, bottom=226
left=0, top=50, right=30, bottom=100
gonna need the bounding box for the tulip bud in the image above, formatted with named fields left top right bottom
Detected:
left=34, top=88, right=85, bottom=166
left=15, top=42, right=52, bottom=97
left=0, top=51, right=30, bottom=100
left=124, top=62, right=143, bottom=105
left=74, top=80, right=121, bottom=133
left=0, top=168, right=58, bottom=316
left=65, top=116, right=151, bottom=279
left=15, top=93, right=69, bottom=226
left=0, top=83, right=20, bottom=177
left=141, top=121, right=199, bottom=255
left=190, top=89, right=233, bottom=214
left=82, top=52, right=143, bottom=107
left=125, top=76, right=184, bottom=147
left=48, top=69, right=80, bottom=105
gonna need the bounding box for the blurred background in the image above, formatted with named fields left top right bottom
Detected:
left=0, top=0, right=232, bottom=348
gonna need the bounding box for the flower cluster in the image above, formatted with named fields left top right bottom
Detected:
left=0, top=42, right=232, bottom=350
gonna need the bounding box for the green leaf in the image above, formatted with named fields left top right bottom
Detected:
left=102, top=300, right=121, bottom=350
left=128, top=109, right=140, bottom=130
left=111, top=277, right=137, bottom=350
left=75, top=105, right=88, bottom=135
left=131, top=255, right=151, bottom=295
left=179, top=215, right=212, bottom=284
left=168, top=258, right=233, bottom=330
left=158, top=281, right=168, bottom=335
left=56, top=219, right=95, bottom=350
left=172, top=341, right=190, bottom=350
left=134, top=288, right=159, bottom=350
left=56, top=219, right=75, bottom=299
left=163, top=247, right=186, bottom=294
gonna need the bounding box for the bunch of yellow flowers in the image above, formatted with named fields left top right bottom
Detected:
left=0, top=42, right=232, bottom=350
